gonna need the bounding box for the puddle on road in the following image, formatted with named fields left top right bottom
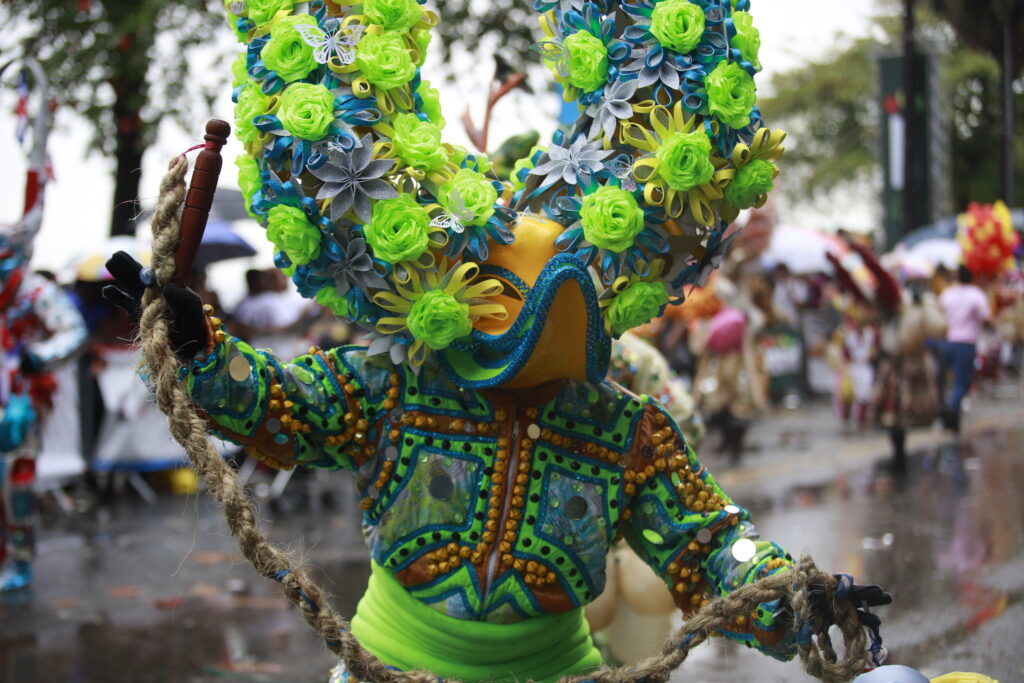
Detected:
left=2, top=431, right=1021, bottom=681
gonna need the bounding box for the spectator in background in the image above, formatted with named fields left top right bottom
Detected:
left=232, top=268, right=316, bottom=360
left=929, top=265, right=991, bottom=433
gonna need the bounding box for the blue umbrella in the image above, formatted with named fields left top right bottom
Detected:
left=194, top=218, right=256, bottom=267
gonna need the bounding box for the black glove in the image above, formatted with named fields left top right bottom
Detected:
left=19, top=351, right=43, bottom=375
left=102, top=251, right=209, bottom=361
left=811, top=574, right=892, bottom=668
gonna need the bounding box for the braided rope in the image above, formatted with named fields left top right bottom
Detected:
left=138, top=155, right=871, bottom=683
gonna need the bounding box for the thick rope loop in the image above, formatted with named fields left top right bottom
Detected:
left=136, top=155, right=872, bottom=683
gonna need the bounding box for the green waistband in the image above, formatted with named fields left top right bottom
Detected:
left=350, top=563, right=602, bottom=682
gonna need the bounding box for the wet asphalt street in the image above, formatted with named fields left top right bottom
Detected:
left=2, top=395, right=1021, bottom=683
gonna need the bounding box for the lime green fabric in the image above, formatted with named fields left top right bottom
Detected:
left=351, top=563, right=603, bottom=682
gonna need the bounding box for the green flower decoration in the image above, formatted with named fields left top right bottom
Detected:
left=234, top=81, right=270, bottom=147
left=580, top=186, right=645, bottom=252
left=231, top=52, right=249, bottom=87
left=236, top=156, right=262, bottom=218
left=705, top=61, right=757, bottom=130
left=391, top=113, right=449, bottom=172
left=224, top=0, right=248, bottom=42
left=656, top=129, right=715, bottom=192
left=406, top=290, right=473, bottom=350
left=607, top=281, right=669, bottom=334
left=564, top=31, right=609, bottom=93
left=731, top=11, right=761, bottom=69
left=416, top=80, right=445, bottom=128
left=724, top=158, right=775, bottom=209
left=355, top=32, right=416, bottom=91
left=364, top=194, right=430, bottom=264
left=246, top=0, right=294, bottom=26
left=415, top=29, right=432, bottom=66
left=267, top=204, right=322, bottom=265
left=315, top=287, right=352, bottom=318
left=438, top=169, right=497, bottom=227
left=278, top=83, right=336, bottom=141
left=261, top=14, right=320, bottom=83
left=649, top=0, right=706, bottom=55
left=362, top=0, right=422, bottom=33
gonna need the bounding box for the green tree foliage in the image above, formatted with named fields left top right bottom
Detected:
left=431, top=0, right=539, bottom=73
left=759, top=9, right=1024, bottom=210
left=1, top=0, right=222, bottom=236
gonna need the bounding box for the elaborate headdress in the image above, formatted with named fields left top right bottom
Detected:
left=0, top=57, right=51, bottom=268
left=226, top=0, right=784, bottom=383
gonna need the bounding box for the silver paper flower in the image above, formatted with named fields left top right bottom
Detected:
left=310, top=133, right=397, bottom=223
left=585, top=77, right=639, bottom=141
left=622, top=46, right=689, bottom=90
left=529, top=135, right=613, bottom=187
left=320, top=232, right=387, bottom=296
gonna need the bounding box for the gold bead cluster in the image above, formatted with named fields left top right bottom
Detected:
left=425, top=542, right=472, bottom=578
left=203, top=304, right=228, bottom=346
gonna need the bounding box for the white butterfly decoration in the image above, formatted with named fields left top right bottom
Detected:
left=532, top=41, right=571, bottom=79
left=296, top=23, right=365, bottom=66
left=430, top=190, right=475, bottom=235
left=605, top=157, right=637, bottom=192
left=228, top=1, right=245, bottom=15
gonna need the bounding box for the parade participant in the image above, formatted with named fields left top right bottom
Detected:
left=106, top=0, right=893, bottom=679
left=930, top=265, right=991, bottom=433
left=0, top=57, right=87, bottom=591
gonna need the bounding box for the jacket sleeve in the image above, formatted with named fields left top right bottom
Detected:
left=621, top=399, right=796, bottom=661
left=27, top=279, right=87, bottom=368
left=183, top=330, right=399, bottom=472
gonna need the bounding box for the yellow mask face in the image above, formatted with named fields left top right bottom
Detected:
left=471, top=214, right=593, bottom=387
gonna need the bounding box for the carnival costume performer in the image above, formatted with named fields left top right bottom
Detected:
left=105, top=0, right=891, bottom=679
left=0, top=58, right=87, bottom=591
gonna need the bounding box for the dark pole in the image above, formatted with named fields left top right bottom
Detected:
left=1002, top=5, right=1016, bottom=206
left=902, top=0, right=917, bottom=239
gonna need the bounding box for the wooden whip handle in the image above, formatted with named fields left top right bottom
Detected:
left=174, top=119, right=231, bottom=286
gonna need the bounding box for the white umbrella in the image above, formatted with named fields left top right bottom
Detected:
left=908, top=238, right=961, bottom=270
left=761, top=223, right=846, bottom=274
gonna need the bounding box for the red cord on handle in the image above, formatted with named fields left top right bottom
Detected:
left=174, top=119, right=231, bottom=287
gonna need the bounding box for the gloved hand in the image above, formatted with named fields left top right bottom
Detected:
left=18, top=351, right=43, bottom=375
left=102, top=251, right=209, bottom=361
left=809, top=574, right=892, bottom=667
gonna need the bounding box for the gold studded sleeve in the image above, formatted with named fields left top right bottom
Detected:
left=183, top=330, right=398, bottom=472
left=621, top=399, right=798, bottom=660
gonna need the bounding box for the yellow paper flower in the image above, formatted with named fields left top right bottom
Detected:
left=374, top=262, right=508, bottom=365
left=621, top=101, right=730, bottom=224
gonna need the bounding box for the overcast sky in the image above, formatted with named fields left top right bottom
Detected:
left=0, top=0, right=880, bottom=300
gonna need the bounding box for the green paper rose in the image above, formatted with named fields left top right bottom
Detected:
left=363, top=0, right=422, bottom=32
left=416, top=80, right=445, bottom=127
left=231, top=53, right=249, bottom=87
left=656, top=129, right=715, bottom=191
left=355, top=32, right=416, bottom=91
left=236, top=156, right=262, bottom=218
left=564, top=31, right=608, bottom=93
left=246, top=0, right=294, bottom=26
left=315, top=287, right=352, bottom=318
left=234, top=81, right=269, bottom=147
left=278, top=83, right=336, bottom=141
left=415, top=28, right=432, bottom=66
left=261, top=15, right=319, bottom=83
left=267, top=205, right=321, bottom=265
left=580, top=186, right=645, bottom=252
left=649, top=0, right=706, bottom=55
left=364, top=195, right=430, bottom=264
left=731, top=11, right=761, bottom=69
left=391, top=113, right=449, bottom=172
left=705, top=61, right=757, bottom=129
left=407, top=290, right=473, bottom=350
left=438, top=169, right=497, bottom=227
left=607, top=281, right=669, bottom=334
left=224, top=0, right=248, bottom=42
left=724, top=159, right=775, bottom=209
